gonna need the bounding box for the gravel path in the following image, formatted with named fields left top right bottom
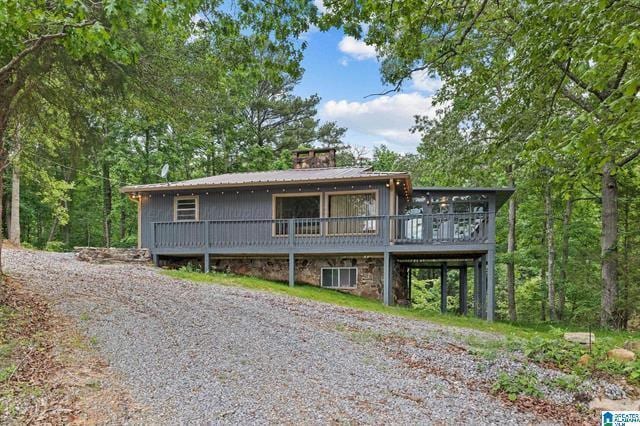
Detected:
left=4, top=248, right=581, bottom=424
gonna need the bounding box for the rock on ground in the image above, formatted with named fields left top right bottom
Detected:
left=3, top=248, right=595, bottom=424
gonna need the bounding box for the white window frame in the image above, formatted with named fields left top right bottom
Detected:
left=320, top=267, right=358, bottom=289
left=174, top=195, right=199, bottom=221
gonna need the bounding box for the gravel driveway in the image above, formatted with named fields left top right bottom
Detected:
left=4, top=248, right=584, bottom=424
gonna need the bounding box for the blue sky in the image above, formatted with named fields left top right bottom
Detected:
left=294, top=27, right=442, bottom=154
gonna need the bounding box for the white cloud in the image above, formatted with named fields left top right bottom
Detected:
left=320, top=92, right=438, bottom=152
left=410, top=69, right=442, bottom=94
left=338, top=36, right=377, bottom=61
left=338, top=57, right=349, bottom=67
left=313, top=0, right=326, bottom=13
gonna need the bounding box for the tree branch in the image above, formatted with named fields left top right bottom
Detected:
left=366, top=0, right=488, bottom=97
left=553, top=60, right=605, bottom=101
left=561, top=86, right=595, bottom=113
left=607, top=60, right=628, bottom=95
left=549, top=58, right=571, bottom=115
left=617, top=145, right=640, bottom=168
left=0, top=20, right=95, bottom=80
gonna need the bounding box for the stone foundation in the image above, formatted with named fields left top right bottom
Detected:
left=211, top=256, right=408, bottom=302
left=75, top=247, right=151, bottom=264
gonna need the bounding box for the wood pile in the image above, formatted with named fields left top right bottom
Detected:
left=74, top=247, right=151, bottom=264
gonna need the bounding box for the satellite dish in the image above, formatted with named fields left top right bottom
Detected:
left=160, top=164, right=169, bottom=179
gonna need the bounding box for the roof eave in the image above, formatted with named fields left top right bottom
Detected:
left=120, top=173, right=411, bottom=194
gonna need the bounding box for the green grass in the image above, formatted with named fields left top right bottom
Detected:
left=164, top=269, right=639, bottom=342
left=166, top=269, right=529, bottom=336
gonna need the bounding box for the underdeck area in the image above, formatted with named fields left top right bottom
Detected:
left=155, top=247, right=497, bottom=321
left=397, top=255, right=494, bottom=319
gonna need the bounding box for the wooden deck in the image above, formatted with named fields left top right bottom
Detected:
left=151, top=213, right=492, bottom=255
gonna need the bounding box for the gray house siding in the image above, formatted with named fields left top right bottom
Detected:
left=140, top=181, right=390, bottom=250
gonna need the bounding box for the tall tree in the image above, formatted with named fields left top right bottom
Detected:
left=322, top=0, right=640, bottom=327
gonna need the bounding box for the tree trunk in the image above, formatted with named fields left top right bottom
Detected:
left=506, top=167, right=517, bottom=322
left=9, top=162, right=20, bottom=246
left=544, top=181, right=556, bottom=321
left=600, top=161, right=618, bottom=328
left=143, top=128, right=151, bottom=184
left=102, top=161, right=112, bottom=247
left=119, top=191, right=127, bottom=241
left=0, top=156, right=4, bottom=277
left=558, top=197, right=573, bottom=320
left=47, top=217, right=58, bottom=243
left=63, top=199, right=70, bottom=245
left=0, top=123, right=7, bottom=276
left=621, top=198, right=630, bottom=329
left=540, top=232, right=547, bottom=322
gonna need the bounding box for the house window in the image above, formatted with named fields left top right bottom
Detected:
left=327, top=191, right=377, bottom=235
left=174, top=196, right=199, bottom=221
left=273, top=194, right=321, bottom=235
left=321, top=267, right=357, bottom=289
left=431, top=194, right=489, bottom=240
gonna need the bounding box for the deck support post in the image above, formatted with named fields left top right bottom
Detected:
left=473, top=258, right=481, bottom=317
left=478, top=255, right=487, bottom=319
left=440, top=262, right=448, bottom=313
left=288, top=252, right=295, bottom=287
left=383, top=251, right=393, bottom=306
left=459, top=266, right=468, bottom=315
left=486, top=196, right=497, bottom=321
left=204, top=253, right=210, bottom=273
left=408, top=267, right=412, bottom=305
left=153, top=253, right=159, bottom=267
left=486, top=247, right=496, bottom=322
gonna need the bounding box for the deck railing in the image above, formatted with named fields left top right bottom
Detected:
left=152, top=213, right=490, bottom=250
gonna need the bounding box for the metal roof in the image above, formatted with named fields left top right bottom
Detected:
left=412, top=186, right=515, bottom=210
left=121, top=167, right=410, bottom=193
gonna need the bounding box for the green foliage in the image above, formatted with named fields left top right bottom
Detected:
left=548, top=374, right=582, bottom=392
left=0, top=365, right=16, bottom=383
left=321, top=0, right=640, bottom=328
left=492, top=371, right=543, bottom=401
left=111, top=235, right=137, bottom=248
left=520, top=336, right=585, bottom=369
left=178, top=263, right=203, bottom=274
left=44, top=241, right=67, bottom=252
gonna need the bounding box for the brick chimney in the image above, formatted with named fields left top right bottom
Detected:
left=292, top=148, right=336, bottom=169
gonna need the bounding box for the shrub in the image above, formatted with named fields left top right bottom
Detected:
left=44, top=241, right=67, bottom=252
left=492, top=371, right=543, bottom=401
left=111, top=235, right=137, bottom=248
left=520, top=336, right=584, bottom=369
left=178, top=262, right=202, bottom=273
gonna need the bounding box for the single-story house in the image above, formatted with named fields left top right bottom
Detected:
left=121, top=148, right=513, bottom=320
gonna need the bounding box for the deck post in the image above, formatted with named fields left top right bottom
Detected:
left=486, top=248, right=496, bottom=321
left=479, top=254, right=487, bottom=319
left=459, top=266, right=468, bottom=315
left=440, top=262, right=448, bottom=313
left=408, top=267, right=412, bottom=304
left=383, top=251, right=393, bottom=306
left=287, top=218, right=295, bottom=248
left=485, top=194, right=497, bottom=322
left=152, top=253, right=159, bottom=267
left=204, top=253, right=210, bottom=273
left=288, top=252, right=295, bottom=287
left=473, top=258, right=480, bottom=317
